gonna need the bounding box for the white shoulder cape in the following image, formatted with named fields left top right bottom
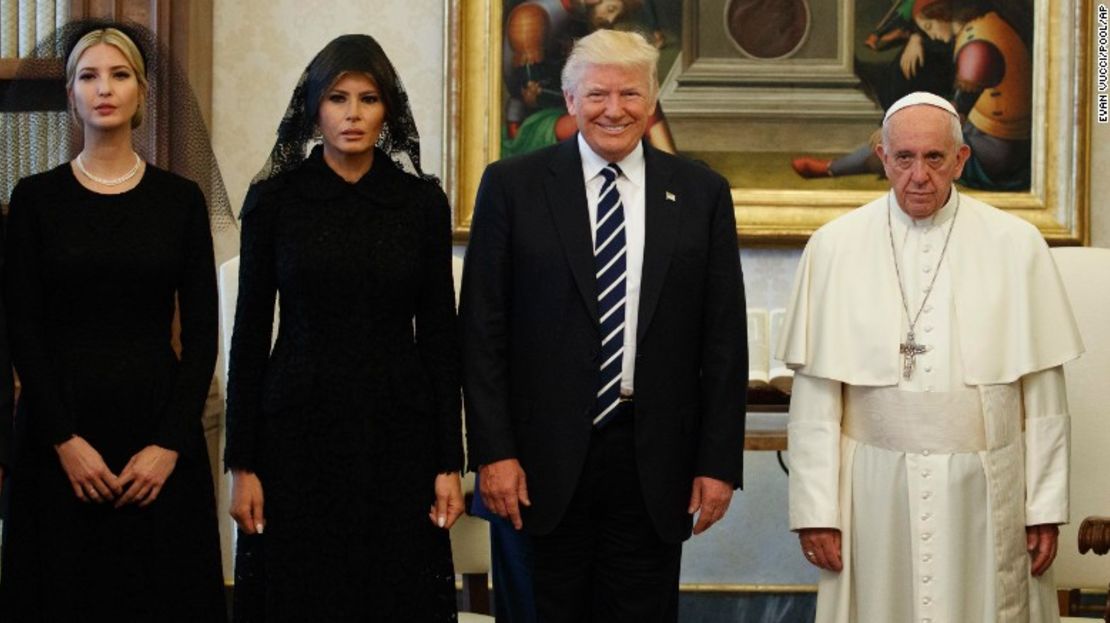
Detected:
left=776, top=192, right=1083, bottom=386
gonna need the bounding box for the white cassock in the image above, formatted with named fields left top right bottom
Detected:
left=778, top=189, right=1084, bottom=623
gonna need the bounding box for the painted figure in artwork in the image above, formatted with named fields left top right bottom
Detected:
left=793, top=0, right=1032, bottom=192
left=858, top=0, right=956, bottom=111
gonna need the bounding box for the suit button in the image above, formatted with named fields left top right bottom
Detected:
left=590, top=348, right=600, bottom=361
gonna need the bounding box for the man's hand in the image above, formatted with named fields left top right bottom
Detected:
left=428, top=472, right=465, bottom=530
left=1027, top=523, right=1060, bottom=576
left=798, top=527, right=843, bottom=572
left=115, top=445, right=178, bottom=507
left=688, top=476, right=733, bottom=535
left=230, top=470, right=266, bottom=535
left=479, top=459, right=530, bottom=530
left=55, top=435, right=122, bottom=503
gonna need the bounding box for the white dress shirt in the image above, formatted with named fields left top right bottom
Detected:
left=578, top=134, right=644, bottom=394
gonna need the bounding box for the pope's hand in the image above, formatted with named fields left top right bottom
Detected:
left=1027, top=523, right=1060, bottom=576
left=798, top=527, right=843, bottom=572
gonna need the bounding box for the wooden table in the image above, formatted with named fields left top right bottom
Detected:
left=745, top=388, right=789, bottom=451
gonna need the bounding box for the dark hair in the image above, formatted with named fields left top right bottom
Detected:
left=252, top=32, right=432, bottom=183
left=303, top=35, right=402, bottom=136
left=917, top=0, right=991, bottom=23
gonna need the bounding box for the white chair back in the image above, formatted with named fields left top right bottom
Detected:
left=1051, top=246, right=1110, bottom=590
left=451, top=473, right=495, bottom=621
left=217, top=256, right=240, bottom=391
left=451, top=473, right=492, bottom=575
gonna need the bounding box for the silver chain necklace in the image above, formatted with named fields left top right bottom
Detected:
left=75, top=152, right=142, bottom=187
left=886, top=190, right=960, bottom=379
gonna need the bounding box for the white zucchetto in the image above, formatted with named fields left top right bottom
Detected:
left=883, top=91, right=959, bottom=126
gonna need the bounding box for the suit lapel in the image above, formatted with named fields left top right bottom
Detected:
left=637, top=143, right=678, bottom=344
left=544, top=138, right=599, bottom=326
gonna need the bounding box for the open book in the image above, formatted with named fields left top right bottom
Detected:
left=747, top=308, right=793, bottom=394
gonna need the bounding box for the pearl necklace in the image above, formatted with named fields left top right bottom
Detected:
left=75, top=152, right=143, bottom=186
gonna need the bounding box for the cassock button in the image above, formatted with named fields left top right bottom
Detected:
left=923, top=265, right=932, bottom=273
left=923, top=619, right=932, bottom=623
left=922, top=492, right=932, bottom=500
left=924, top=325, right=934, bottom=333
left=924, top=365, right=933, bottom=373
left=922, top=450, right=931, bottom=456
left=922, top=596, right=932, bottom=605
left=923, top=554, right=933, bottom=562
left=923, top=244, right=932, bottom=252
left=921, top=533, right=932, bottom=541
left=921, top=470, right=931, bottom=478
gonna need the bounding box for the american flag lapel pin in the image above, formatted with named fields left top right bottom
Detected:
left=665, top=191, right=676, bottom=202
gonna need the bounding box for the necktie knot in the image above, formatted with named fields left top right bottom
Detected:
left=601, top=163, right=622, bottom=185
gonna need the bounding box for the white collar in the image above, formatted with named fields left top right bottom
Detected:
left=577, top=133, right=644, bottom=187
left=889, top=185, right=959, bottom=230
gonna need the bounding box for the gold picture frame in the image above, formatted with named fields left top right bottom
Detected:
left=445, top=1, right=1091, bottom=245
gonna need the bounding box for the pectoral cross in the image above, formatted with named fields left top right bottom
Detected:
left=899, top=330, right=930, bottom=379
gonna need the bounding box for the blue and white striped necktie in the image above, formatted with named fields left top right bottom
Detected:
left=593, top=163, right=626, bottom=427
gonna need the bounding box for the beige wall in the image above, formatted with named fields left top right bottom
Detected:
left=1090, top=79, right=1109, bottom=247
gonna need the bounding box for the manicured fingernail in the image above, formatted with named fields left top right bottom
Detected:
left=256, top=523, right=264, bottom=534
left=438, top=516, right=446, bottom=528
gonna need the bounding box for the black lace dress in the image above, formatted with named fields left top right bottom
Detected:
left=0, top=164, right=227, bottom=622
left=225, top=147, right=461, bottom=622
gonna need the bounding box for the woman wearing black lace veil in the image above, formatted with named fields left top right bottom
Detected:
left=0, top=19, right=228, bottom=621
left=224, top=34, right=463, bottom=621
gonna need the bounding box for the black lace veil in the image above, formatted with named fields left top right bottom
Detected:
left=1, top=18, right=238, bottom=261
left=253, top=34, right=436, bottom=185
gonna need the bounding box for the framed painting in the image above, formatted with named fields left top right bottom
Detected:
left=446, top=0, right=1092, bottom=245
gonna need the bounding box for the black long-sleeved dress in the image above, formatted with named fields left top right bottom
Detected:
left=0, top=164, right=227, bottom=621
left=0, top=216, right=14, bottom=480
left=225, top=147, right=461, bottom=622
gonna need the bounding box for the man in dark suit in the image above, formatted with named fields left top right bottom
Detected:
left=460, top=29, right=747, bottom=622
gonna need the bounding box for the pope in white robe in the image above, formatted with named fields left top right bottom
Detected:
left=777, top=92, right=1083, bottom=623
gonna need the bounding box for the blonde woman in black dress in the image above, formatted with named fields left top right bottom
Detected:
left=0, top=22, right=226, bottom=621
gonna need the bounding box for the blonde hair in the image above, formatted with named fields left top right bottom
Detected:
left=65, top=27, right=148, bottom=128
left=561, top=29, right=659, bottom=102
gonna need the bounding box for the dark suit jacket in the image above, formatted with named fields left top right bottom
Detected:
left=460, top=137, right=747, bottom=544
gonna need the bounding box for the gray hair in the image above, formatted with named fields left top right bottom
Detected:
left=561, top=29, right=659, bottom=100
left=881, top=104, right=964, bottom=150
